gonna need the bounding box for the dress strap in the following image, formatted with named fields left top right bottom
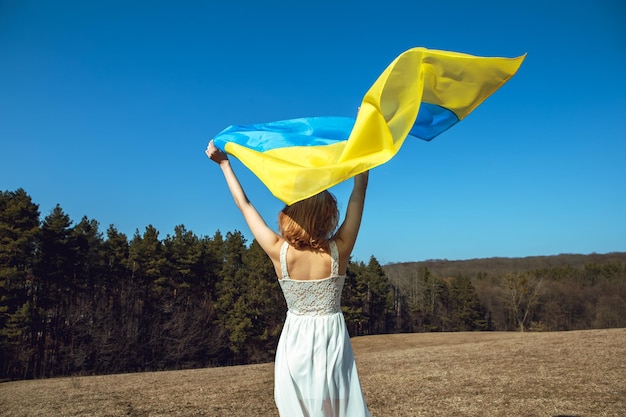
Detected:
left=329, top=240, right=339, bottom=276
left=279, top=241, right=290, bottom=279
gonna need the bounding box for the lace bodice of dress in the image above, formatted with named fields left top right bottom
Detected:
left=278, top=241, right=345, bottom=316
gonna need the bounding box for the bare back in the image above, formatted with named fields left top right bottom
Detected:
left=276, top=244, right=336, bottom=281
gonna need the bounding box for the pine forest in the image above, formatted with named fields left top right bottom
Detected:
left=1, top=188, right=625, bottom=380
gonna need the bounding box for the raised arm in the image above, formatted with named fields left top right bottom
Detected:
left=334, top=171, right=369, bottom=270
left=205, top=140, right=282, bottom=260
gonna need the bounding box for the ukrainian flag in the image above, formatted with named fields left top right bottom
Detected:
left=213, top=47, right=526, bottom=205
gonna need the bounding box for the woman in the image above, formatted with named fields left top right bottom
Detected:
left=206, top=139, right=371, bottom=417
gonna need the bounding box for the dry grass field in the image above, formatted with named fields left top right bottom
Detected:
left=1, top=329, right=624, bottom=417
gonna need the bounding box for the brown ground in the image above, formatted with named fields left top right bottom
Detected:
left=1, top=329, right=624, bottom=416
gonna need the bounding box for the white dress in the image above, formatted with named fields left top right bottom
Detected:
left=274, top=241, right=371, bottom=417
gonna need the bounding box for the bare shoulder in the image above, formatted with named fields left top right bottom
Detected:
left=265, top=237, right=286, bottom=262
left=265, top=238, right=286, bottom=277
left=282, top=245, right=335, bottom=281
left=333, top=237, right=351, bottom=258
left=333, top=238, right=352, bottom=276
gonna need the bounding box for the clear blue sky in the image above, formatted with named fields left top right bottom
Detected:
left=1, top=0, right=624, bottom=264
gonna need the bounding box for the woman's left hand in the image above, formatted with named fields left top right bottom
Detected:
left=205, top=140, right=228, bottom=165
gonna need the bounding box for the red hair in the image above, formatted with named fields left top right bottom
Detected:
left=278, top=190, right=339, bottom=252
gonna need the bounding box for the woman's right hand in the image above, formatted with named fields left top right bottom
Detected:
left=355, top=170, right=369, bottom=186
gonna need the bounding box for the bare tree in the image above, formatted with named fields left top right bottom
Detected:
left=500, top=272, right=543, bottom=332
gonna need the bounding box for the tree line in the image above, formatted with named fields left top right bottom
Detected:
left=2, top=188, right=625, bottom=380
left=1, top=189, right=398, bottom=380
left=384, top=253, right=626, bottom=333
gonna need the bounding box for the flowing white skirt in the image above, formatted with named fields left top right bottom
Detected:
left=274, top=311, right=371, bottom=417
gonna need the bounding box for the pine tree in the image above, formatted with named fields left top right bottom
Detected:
left=363, top=256, right=393, bottom=334
left=0, top=189, right=40, bottom=379
left=449, top=275, right=487, bottom=331
left=67, top=216, right=105, bottom=373
left=128, top=225, right=166, bottom=370
left=161, top=225, right=225, bottom=368
left=93, top=225, right=132, bottom=374
left=241, top=239, right=285, bottom=363
left=343, top=260, right=368, bottom=336
left=35, top=204, right=75, bottom=377
left=215, top=231, right=250, bottom=363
